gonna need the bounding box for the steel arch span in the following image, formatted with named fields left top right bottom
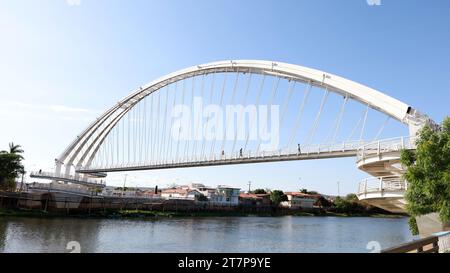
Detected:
left=51, top=60, right=431, bottom=178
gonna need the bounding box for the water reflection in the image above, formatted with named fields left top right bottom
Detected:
left=0, top=219, right=7, bottom=252
left=0, top=216, right=416, bottom=253
left=0, top=217, right=101, bottom=253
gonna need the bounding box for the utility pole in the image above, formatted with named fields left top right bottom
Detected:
left=122, top=174, right=128, bottom=197
left=19, top=172, right=25, bottom=192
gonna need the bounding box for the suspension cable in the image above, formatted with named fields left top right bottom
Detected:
left=154, top=90, right=161, bottom=164
left=279, top=80, right=296, bottom=126
left=373, top=116, right=390, bottom=142
left=306, top=88, right=329, bottom=144
left=231, top=72, right=252, bottom=156
left=137, top=98, right=142, bottom=165
left=184, top=76, right=196, bottom=161
left=133, top=103, right=137, bottom=164
left=142, top=95, right=147, bottom=164
left=159, top=86, right=170, bottom=163
left=201, top=72, right=216, bottom=160
left=359, top=104, right=370, bottom=142
left=110, top=126, right=114, bottom=167
left=167, top=81, right=178, bottom=162
left=347, top=107, right=365, bottom=141
left=176, top=80, right=186, bottom=162
left=244, top=74, right=265, bottom=152
left=221, top=70, right=240, bottom=156
left=256, top=76, right=280, bottom=154
left=127, top=106, right=131, bottom=165
left=286, top=83, right=312, bottom=150
left=140, top=96, right=145, bottom=165
left=122, top=110, right=125, bottom=166
left=104, top=132, right=109, bottom=168
left=142, top=96, right=147, bottom=164
left=116, top=116, right=120, bottom=166
left=327, top=95, right=349, bottom=144
left=147, top=92, right=155, bottom=163
left=210, top=70, right=228, bottom=159
left=193, top=74, right=206, bottom=159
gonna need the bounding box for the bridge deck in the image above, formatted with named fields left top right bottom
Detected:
left=30, top=171, right=106, bottom=188
left=77, top=149, right=358, bottom=173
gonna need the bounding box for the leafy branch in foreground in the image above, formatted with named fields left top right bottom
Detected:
left=401, top=117, right=450, bottom=234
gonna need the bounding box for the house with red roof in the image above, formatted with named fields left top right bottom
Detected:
left=239, top=193, right=271, bottom=206
left=280, top=192, right=320, bottom=209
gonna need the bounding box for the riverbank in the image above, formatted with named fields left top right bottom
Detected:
left=0, top=207, right=405, bottom=219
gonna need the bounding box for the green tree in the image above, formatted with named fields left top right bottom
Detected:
left=299, top=188, right=319, bottom=195
left=333, top=196, right=364, bottom=213
left=270, top=190, right=288, bottom=206
left=0, top=143, right=25, bottom=191
left=345, top=193, right=358, bottom=201
left=252, top=189, right=267, bottom=194
left=401, top=117, right=450, bottom=234
left=315, top=196, right=332, bottom=208
left=7, top=143, right=24, bottom=157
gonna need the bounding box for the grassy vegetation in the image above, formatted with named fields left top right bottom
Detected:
left=0, top=207, right=402, bottom=220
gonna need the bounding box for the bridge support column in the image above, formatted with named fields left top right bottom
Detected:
left=54, top=160, right=62, bottom=177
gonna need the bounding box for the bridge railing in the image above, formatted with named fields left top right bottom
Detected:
left=356, top=136, right=417, bottom=162
left=30, top=171, right=106, bottom=187
left=26, top=182, right=94, bottom=196
left=86, top=140, right=365, bottom=170
left=357, top=176, right=407, bottom=195
left=382, top=231, right=450, bottom=253
left=435, top=231, right=450, bottom=253
left=381, top=235, right=439, bottom=253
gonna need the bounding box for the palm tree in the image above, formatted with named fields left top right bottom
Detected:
left=8, top=142, right=24, bottom=159
left=9, top=143, right=24, bottom=154
left=0, top=143, right=25, bottom=191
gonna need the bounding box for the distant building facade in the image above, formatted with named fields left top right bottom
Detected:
left=281, top=192, right=319, bottom=209
left=210, top=185, right=240, bottom=206
left=239, top=193, right=271, bottom=207
left=160, top=188, right=202, bottom=200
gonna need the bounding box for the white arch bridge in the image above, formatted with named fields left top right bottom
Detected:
left=31, top=60, right=434, bottom=213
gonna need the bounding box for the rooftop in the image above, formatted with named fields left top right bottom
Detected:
left=285, top=192, right=321, bottom=199
left=239, top=193, right=270, bottom=199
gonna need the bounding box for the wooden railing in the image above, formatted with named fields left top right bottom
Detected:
left=382, top=236, right=439, bottom=253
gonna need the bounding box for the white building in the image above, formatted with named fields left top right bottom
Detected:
left=280, top=192, right=318, bottom=209
left=163, top=184, right=240, bottom=205
left=160, top=188, right=202, bottom=200
left=209, top=185, right=240, bottom=206
left=194, top=185, right=217, bottom=199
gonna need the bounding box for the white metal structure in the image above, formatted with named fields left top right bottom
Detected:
left=51, top=60, right=429, bottom=177
left=355, top=136, right=418, bottom=213
left=30, top=171, right=105, bottom=187
left=30, top=60, right=435, bottom=213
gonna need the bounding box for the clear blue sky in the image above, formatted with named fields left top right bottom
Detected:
left=0, top=0, right=449, bottom=195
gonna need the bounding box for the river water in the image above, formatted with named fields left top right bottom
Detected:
left=0, top=216, right=416, bottom=253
